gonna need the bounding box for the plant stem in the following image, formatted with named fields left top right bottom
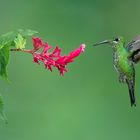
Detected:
left=10, top=48, right=34, bottom=54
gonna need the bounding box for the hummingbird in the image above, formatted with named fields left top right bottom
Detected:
left=93, top=36, right=140, bottom=106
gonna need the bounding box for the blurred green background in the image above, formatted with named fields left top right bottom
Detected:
left=0, top=0, right=140, bottom=140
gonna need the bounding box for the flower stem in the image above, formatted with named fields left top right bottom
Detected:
left=10, top=48, right=34, bottom=54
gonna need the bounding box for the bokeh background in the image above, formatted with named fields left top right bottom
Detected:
left=0, top=0, right=140, bottom=140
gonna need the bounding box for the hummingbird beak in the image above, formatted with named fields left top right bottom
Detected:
left=93, top=40, right=111, bottom=46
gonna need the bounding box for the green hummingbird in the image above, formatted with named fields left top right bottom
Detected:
left=93, top=36, right=140, bottom=106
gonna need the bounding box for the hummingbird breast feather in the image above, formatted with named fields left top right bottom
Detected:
left=113, top=50, right=134, bottom=81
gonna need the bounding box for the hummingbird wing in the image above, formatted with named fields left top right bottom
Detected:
left=126, top=35, right=140, bottom=63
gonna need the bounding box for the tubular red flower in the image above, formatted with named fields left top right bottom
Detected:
left=31, top=37, right=85, bottom=75
left=32, top=37, right=43, bottom=50
left=64, top=44, right=86, bottom=64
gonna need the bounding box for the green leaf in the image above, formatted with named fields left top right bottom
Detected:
left=0, top=31, right=17, bottom=47
left=0, top=29, right=38, bottom=49
left=17, top=29, right=38, bottom=37
left=0, top=29, right=37, bottom=81
left=0, top=45, right=10, bottom=80
left=14, top=34, right=26, bottom=49
left=0, top=95, right=8, bottom=124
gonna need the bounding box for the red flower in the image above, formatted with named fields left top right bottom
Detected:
left=32, top=37, right=43, bottom=50
left=32, top=37, right=85, bottom=75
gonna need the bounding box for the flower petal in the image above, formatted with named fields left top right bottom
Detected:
left=32, top=37, right=43, bottom=50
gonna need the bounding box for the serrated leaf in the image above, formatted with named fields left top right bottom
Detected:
left=0, top=45, right=10, bottom=80
left=0, top=29, right=37, bottom=49
left=0, top=31, right=17, bottom=47
left=0, top=95, right=8, bottom=124
left=0, top=29, right=37, bottom=82
left=14, top=34, right=26, bottom=49
left=17, top=29, right=38, bottom=37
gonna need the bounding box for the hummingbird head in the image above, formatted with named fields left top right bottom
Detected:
left=93, top=36, right=124, bottom=47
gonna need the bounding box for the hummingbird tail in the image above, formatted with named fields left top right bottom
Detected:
left=126, top=79, right=136, bottom=107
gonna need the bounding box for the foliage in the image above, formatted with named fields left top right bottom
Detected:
left=0, top=29, right=38, bottom=123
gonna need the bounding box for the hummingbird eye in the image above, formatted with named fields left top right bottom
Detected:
left=114, top=38, right=120, bottom=42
